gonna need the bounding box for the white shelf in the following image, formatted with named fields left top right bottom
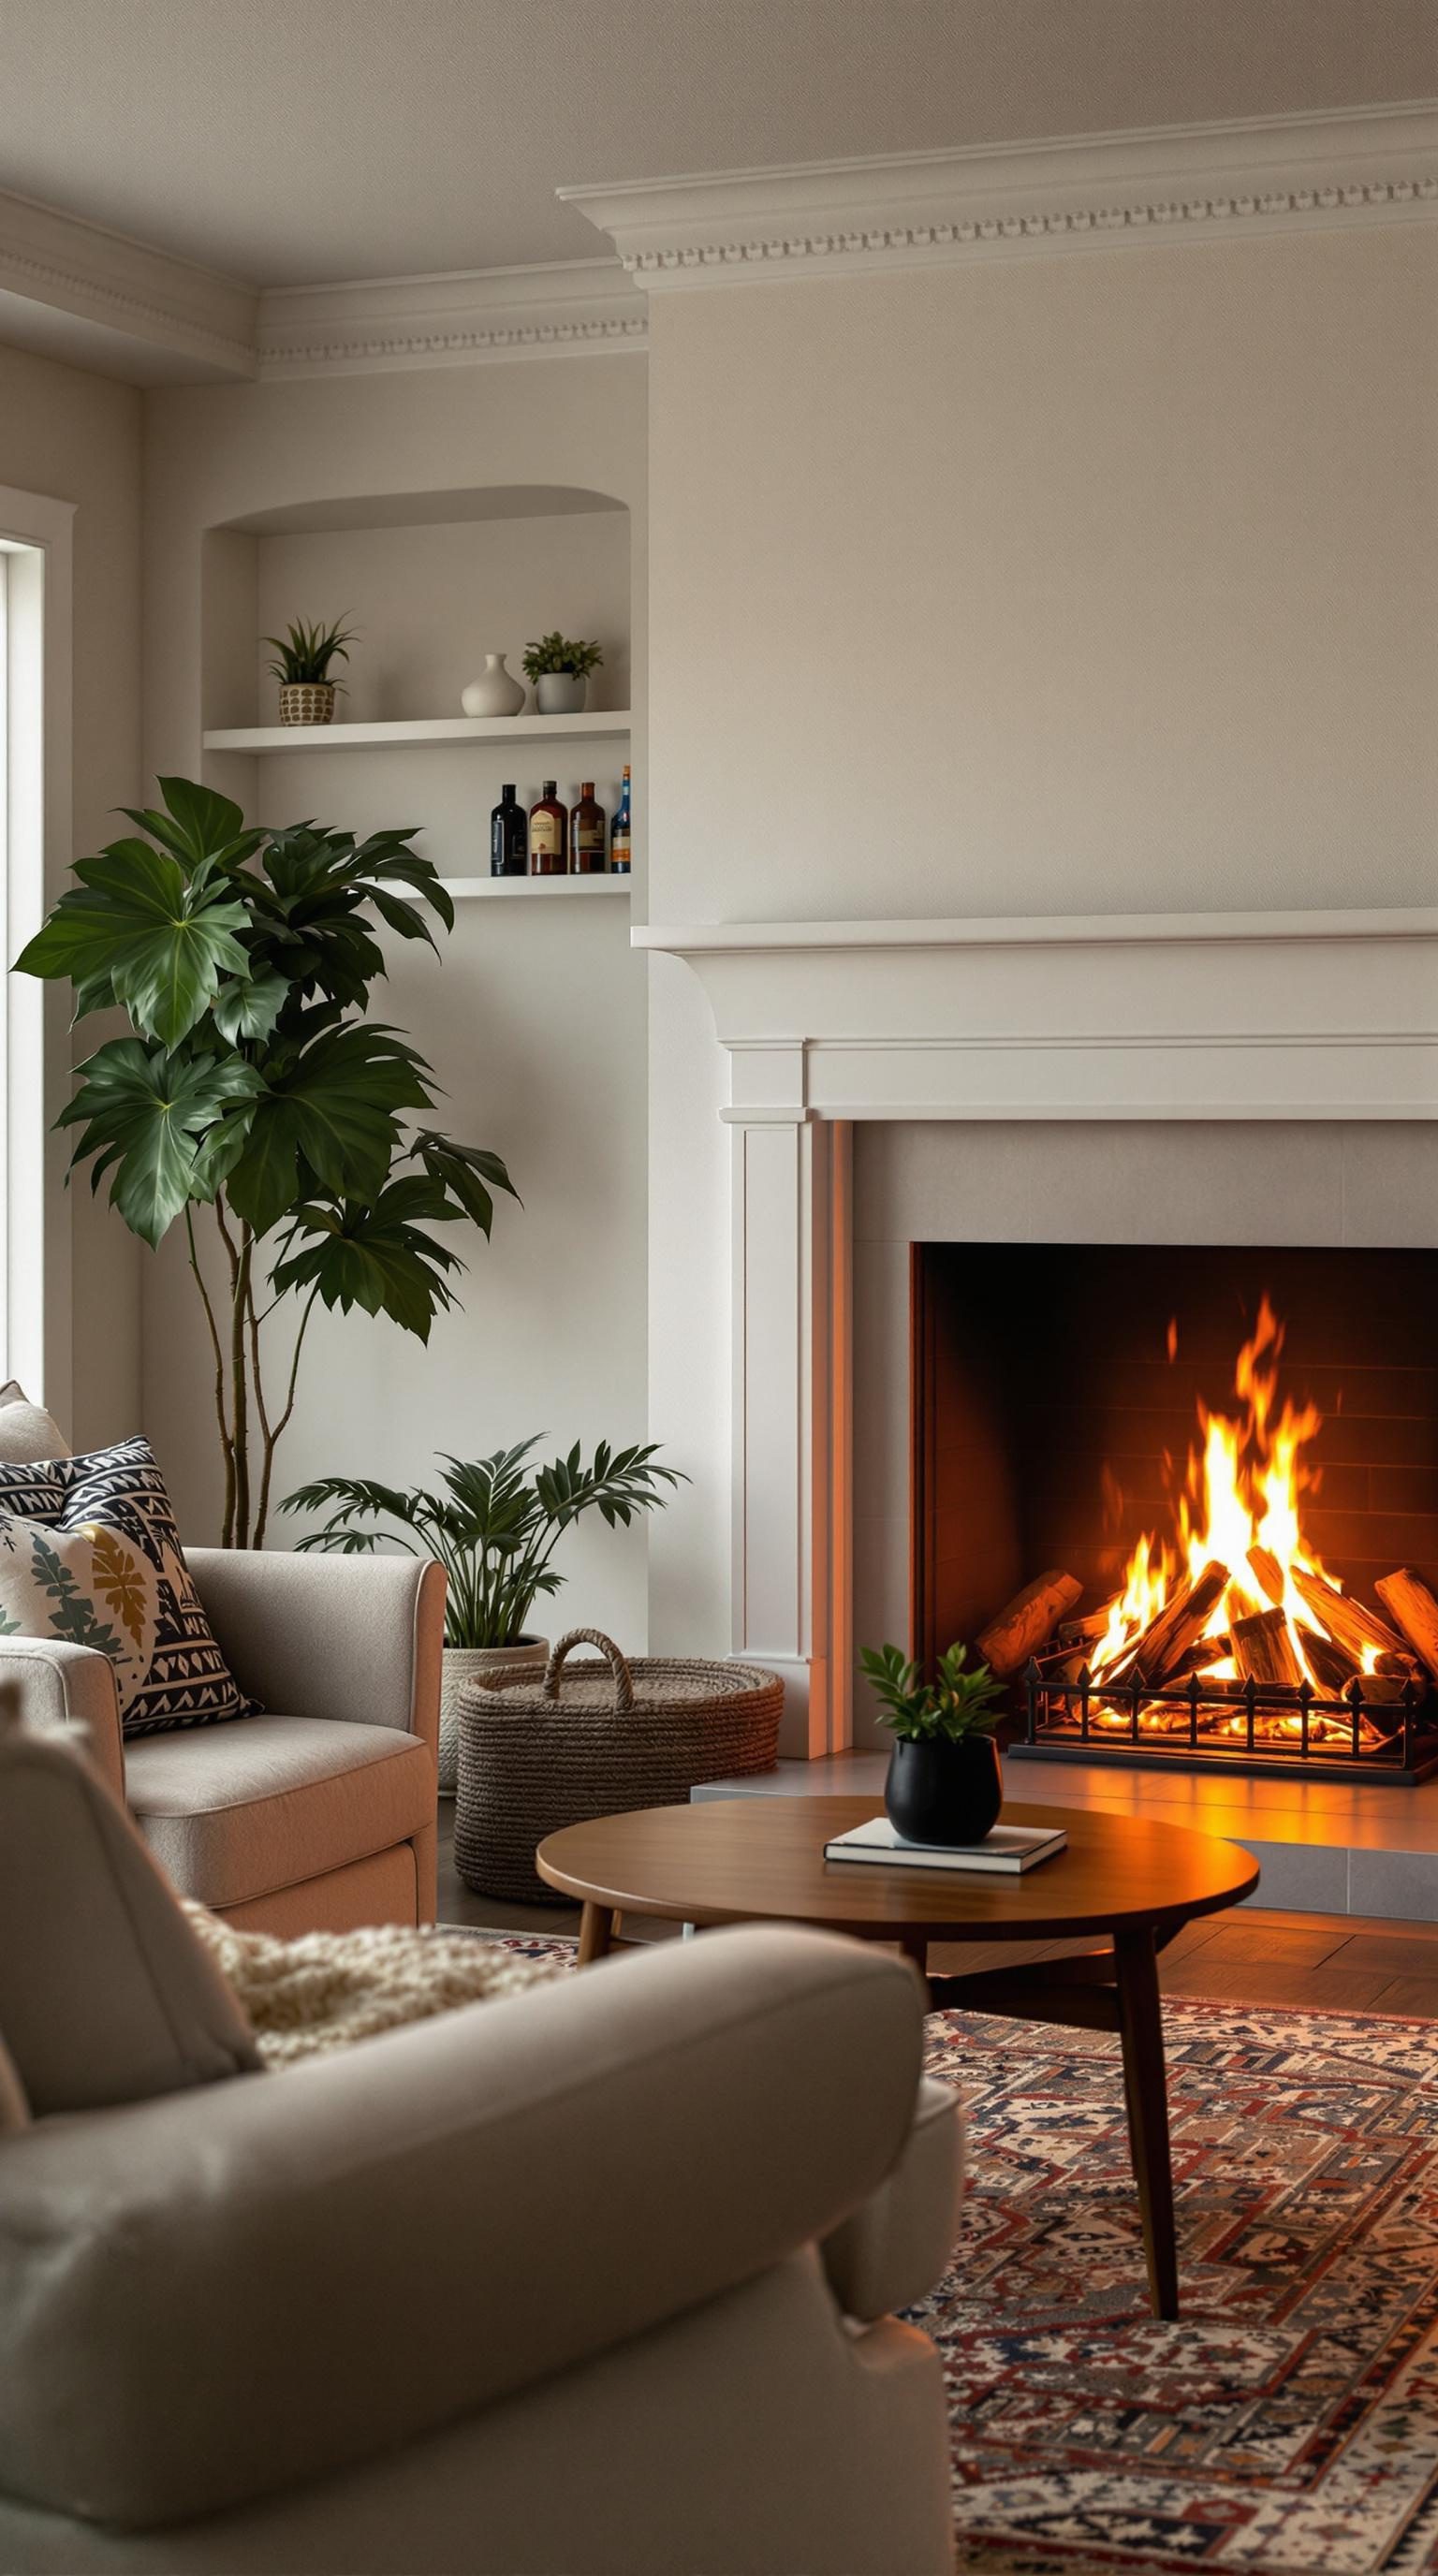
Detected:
left=441, top=876, right=630, bottom=900
left=202, top=711, right=632, bottom=754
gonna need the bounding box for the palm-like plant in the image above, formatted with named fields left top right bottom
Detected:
left=282, top=1439, right=685, bottom=1647
left=859, top=1641, right=1005, bottom=1742
left=264, top=617, right=358, bottom=688
left=14, top=776, right=517, bottom=1546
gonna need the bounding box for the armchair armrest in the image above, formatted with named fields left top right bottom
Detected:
left=0, top=1638, right=123, bottom=1798
left=0, top=1925, right=928, bottom=2531
left=185, top=1547, right=445, bottom=1753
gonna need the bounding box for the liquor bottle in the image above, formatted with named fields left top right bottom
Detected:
left=569, top=782, right=606, bottom=874
left=529, top=780, right=567, bottom=876
left=490, top=783, right=527, bottom=878
left=609, top=765, right=632, bottom=875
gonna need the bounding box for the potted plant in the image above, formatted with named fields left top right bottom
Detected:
left=264, top=616, right=359, bottom=724
left=859, top=1641, right=1007, bottom=1845
left=282, top=1437, right=685, bottom=1792
left=521, top=632, right=603, bottom=716
left=15, top=776, right=516, bottom=1545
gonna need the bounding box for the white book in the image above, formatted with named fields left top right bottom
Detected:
left=823, top=1816, right=1067, bottom=1874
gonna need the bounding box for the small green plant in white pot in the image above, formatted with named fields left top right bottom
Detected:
left=860, top=1641, right=1007, bottom=1845
left=283, top=1438, right=684, bottom=1792
left=521, top=631, right=603, bottom=715
left=264, top=616, right=358, bottom=724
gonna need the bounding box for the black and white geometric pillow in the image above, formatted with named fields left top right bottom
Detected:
left=0, top=1439, right=257, bottom=1737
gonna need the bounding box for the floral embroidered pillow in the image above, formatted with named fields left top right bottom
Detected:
left=0, top=1439, right=255, bottom=1737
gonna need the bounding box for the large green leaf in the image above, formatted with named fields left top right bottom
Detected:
left=225, top=1024, right=434, bottom=1238
left=212, top=970, right=288, bottom=1045
left=58, top=1039, right=261, bottom=1248
left=409, top=1129, right=519, bottom=1236
left=15, top=839, right=252, bottom=1046
left=270, top=1183, right=462, bottom=1339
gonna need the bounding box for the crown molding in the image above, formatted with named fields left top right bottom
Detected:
left=0, top=186, right=256, bottom=383
left=562, top=100, right=1438, bottom=288
left=257, top=258, right=646, bottom=376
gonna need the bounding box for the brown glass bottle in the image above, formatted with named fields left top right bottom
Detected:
left=529, top=780, right=567, bottom=876
left=569, top=782, right=607, bottom=874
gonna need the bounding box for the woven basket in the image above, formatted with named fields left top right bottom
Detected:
left=452, top=1628, right=783, bottom=1903
left=278, top=681, right=336, bottom=724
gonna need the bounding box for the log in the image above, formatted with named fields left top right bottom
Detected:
left=1107, top=1559, right=1230, bottom=1687
left=1229, top=1607, right=1304, bottom=1690
left=1171, top=1640, right=1232, bottom=1678
left=1374, top=1570, right=1438, bottom=1685
left=1297, top=1624, right=1360, bottom=1695
left=1058, top=1599, right=1121, bottom=1647
left=976, top=1570, right=1083, bottom=1679
left=1246, top=1546, right=1285, bottom=1609
left=1290, top=1566, right=1408, bottom=1666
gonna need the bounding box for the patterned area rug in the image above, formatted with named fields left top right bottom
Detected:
left=476, top=1938, right=1438, bottom=2573
left=917, top=2001, right=1438, bottom=2576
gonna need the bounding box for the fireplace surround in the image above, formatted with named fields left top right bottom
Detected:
left=636, top=904, right=1438, bottom=1763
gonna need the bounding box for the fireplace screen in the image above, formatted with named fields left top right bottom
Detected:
left=910, top=1244, right=1438, bottom=1783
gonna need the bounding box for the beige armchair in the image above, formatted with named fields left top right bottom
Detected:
left=0, top=1714, right=962, bottom=2575
left=0, top=1549, right=445, bottom=1935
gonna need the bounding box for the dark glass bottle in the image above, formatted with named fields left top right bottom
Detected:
left=609, top=765, right=632, bottom=875
left=569, top=781, right=607, bottom=874
left=529, top=780, right=567, bottom=876
left=491, top=783, right=527, bottom=878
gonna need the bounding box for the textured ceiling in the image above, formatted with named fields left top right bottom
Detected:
left=2, top=0, right=1434, bottom=287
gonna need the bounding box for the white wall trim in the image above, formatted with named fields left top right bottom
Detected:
left=0, top=185, right=256, bottom=383
left=564, top=100, right=1438, bottom=285
left=0, top=484, right=74, bottom=1427
left=257, top=259, right=647, bottom=377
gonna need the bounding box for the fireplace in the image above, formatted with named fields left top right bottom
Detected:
left=911, top=1243, right=1438, bottom=1783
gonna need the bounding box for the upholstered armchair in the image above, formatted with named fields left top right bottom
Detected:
left=0, top=1549, right=445, bottom=1934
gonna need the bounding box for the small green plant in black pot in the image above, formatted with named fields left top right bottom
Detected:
left=859, top=1641, right=1006, bottom=1845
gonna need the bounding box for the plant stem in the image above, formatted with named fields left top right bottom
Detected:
left=187, top=1206, right=236, bottom=1549
left=230, top=1222, right=253, bottom=1548
left=251, top=1282, right=319, bottom=1547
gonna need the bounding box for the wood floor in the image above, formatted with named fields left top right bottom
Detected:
left=437, top=1813, right=1438, bottom=2018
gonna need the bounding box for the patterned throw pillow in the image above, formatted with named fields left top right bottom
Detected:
left=0, top=1440, right=255, bottom=1737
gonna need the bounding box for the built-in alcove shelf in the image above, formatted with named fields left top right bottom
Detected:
left=203, top=711, right=633, bottom=754
left=439, top=876, right=629, bottom=901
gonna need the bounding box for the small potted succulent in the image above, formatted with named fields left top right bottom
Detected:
left=522, top=631, right=603, bottom=716
left=264, top=616, right=358, bottom=724
left=859, top=1640, right=1007, bottom=1845
left=284, top=1436, right=684, bottom=1793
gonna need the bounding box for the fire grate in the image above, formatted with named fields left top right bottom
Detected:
left=1012, top=1657, right=1438, bottom=1785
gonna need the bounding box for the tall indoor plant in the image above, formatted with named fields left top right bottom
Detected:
left=15, top=776, right=516, bottom=1545
left=283, top=1438, right=684, bottom=1788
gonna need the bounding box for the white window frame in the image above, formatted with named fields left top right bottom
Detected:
left=0, top=485, right=75, bottom=1424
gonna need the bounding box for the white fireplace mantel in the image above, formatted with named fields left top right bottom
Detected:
left=633, top=908, right=1438, bottom=1756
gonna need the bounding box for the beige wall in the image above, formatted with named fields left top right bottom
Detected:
left=140, top=356, right=657, bottom=1639
left=0, top=341, right=144, bottom=1447
left=642, top=219, right=1438, bottom=1663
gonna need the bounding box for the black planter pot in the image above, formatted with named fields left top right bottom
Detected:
left=885, top=1734, right=1004, bottom=1847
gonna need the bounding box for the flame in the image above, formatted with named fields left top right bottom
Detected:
left=1091, top=1296, right=1338, bottom=1690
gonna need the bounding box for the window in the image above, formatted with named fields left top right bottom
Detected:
left=0, top=487, right=74, bottom=1416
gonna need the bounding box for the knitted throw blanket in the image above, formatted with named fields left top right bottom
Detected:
left=185, top=1904, right=567, bottom=2069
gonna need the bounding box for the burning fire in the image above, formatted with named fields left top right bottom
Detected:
left=1090, top=1297, right=1378, bottom=1705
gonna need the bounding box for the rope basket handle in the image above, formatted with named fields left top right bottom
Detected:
left=543, top=1629, right=636, bottom=1714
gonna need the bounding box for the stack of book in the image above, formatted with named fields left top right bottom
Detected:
left=823, top=1816, right=1067, bottom=1873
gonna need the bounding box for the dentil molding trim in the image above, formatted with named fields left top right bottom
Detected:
left=256, top=259, right=647, bottom=377
left=0, top=186, right=256, bottom=384
left=564, top=100, right=1438, bottom=285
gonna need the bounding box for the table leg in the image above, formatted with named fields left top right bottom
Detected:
left=899, top=1929, right=931, bottom=1989
left=1114, top=1927, right=1179, bottom=2320
left=578, top=1902, right=614, bottom=1966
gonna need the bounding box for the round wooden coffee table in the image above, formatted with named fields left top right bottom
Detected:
left=536, top=1793, right=1259, bottom=2320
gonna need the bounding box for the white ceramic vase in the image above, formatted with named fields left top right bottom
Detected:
left=437, top=1634, right=549, bottom=1795
left=461, top=654, right=525, bottom=718
left=535, top=671, right=587, bottom=715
